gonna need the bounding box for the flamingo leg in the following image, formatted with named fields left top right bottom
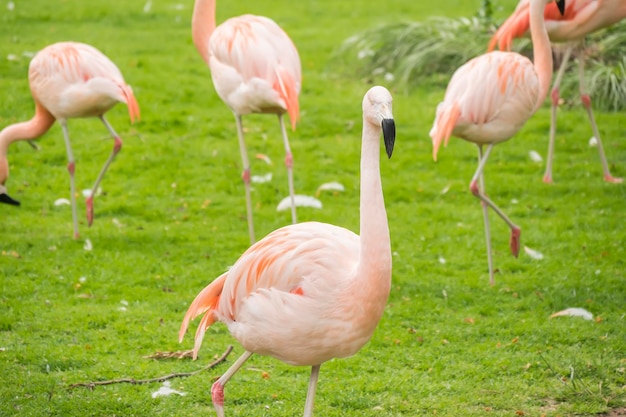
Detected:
left=302, top=364, right=321, bottom=417
left=86, top=116, right=123, bottom=227
left=469, top=144, right=521, bottom=276
left=543, top=45, right=573, bottom=184
left=60, top=121, right=79, bottom=239
left=278, top=114, right=297, bottom=224
left=235, top=114, right=256, bottom=244
left=211, top=350, right=253, bottom=417
left=476, top=145, right=495, bottom=285
left=577, top=46, right=623, bottom=184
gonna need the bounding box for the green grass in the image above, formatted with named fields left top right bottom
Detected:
left=1, top=0, right=625, bottom=416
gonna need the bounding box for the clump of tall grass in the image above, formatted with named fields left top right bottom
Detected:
left=335, top=9, right=626, bottom=111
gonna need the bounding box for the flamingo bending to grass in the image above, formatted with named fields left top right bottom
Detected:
left=0, top=41, right=139, bottom=238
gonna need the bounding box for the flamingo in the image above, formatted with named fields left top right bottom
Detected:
left=179, top=86, right=396, bottom=417
left=0, top=41, right=140, bottom=239
left=430, top=0, right=565, bottom=285
left=192, top=0, right=302, bottom=244
left=488, top=0, right=626, bottom=183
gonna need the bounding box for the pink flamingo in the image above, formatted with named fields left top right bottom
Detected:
left=0, top=41, right=140, bottom=238
left=488, top=0, right=625, bottom=183
left=192, top=0, right=302, bottom=244
left=179, top=86, right=395, bottom=417
left=430, top=0, right=565, bottom=285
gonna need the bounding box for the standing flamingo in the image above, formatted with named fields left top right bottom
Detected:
left=0, top=41, right=140, bottom=238
left=179, top=86, right=395, bottom=417
left=430, top=0, right=565, bottom=285
left=488, top=0, right=626, bottom=183
left=192, top=0, right=302, bottom=244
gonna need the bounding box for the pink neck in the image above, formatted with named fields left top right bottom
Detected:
left=0, top=103, right=55, bottom=156
left=192, top=0, right=217, bottom=65
left=529, top=0, right=553, bottom=110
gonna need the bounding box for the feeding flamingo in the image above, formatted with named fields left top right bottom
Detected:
left=179, top=86, right=395, bottom=417
left=488, top=0, right=625, bottom=183
left=191, top=0, right=302, bottom=244
left=430, top=0, right=565, bottom=285
left=0, top=41, right=140, bottom=239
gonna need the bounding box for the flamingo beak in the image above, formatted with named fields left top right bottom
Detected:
left=0, top=192, right=21, bottom=206
left=382, top=118, right=396, bottom=158
left=556, top=0, right=566, bottom=15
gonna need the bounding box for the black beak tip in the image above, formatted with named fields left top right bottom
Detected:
left=556, top=0, right=566, bottom=15
left=0, top=193, right=21, bottom=206
left=382, top=118, right=396, bottom=159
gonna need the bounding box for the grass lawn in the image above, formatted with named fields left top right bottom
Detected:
left=1, top=0, right=625, bottom=416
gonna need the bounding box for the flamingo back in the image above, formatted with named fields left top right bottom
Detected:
left=208, top=15, right=301, bottom=127
left=430, top=51, right=538, bottom=156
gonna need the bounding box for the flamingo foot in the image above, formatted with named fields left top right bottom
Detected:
left=604, top=174, right=623, bottom=184
left=73, top=231, right=80, bottom=240
left=542, top=174, right=553, bottom=184
left=510, top=227, right=521, bottom=258
left=86, top=196, right=94, bottom=227
left=211, top=381, right=226, bottom=417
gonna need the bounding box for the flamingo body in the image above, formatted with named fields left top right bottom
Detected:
left=0, top=41, right=139, bottom=237
left=431, top=51, right=539, bottom=157
left=208, top=14, right=301, bottom=125
left=180, top=86, right=396, bottom=417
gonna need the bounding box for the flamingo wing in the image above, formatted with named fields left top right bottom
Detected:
left=430, top=51, right=538, bottom=158
left=180, top=221, right=359, bottom=359
left=208, top=15, right=301, bottom=128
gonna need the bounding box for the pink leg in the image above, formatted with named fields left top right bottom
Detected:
left=211, top=350, right=253, bottom=417
left=543, top=46, right=573, bottom=184
left=87, top=116, right=123, bottom=227
left=578, top=53, right=623, bottom=183
left=61, top=121, right=80, bottom=239
left=303, top=365, right=321, bottom=417
left=279, top=115, right=297, bottom=224
left=234, top=114, right=255, bottom=244
left=470, top=144, right=521, bottom=284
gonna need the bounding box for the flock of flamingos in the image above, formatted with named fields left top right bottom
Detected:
left=1, top=0, right=624, bottom=415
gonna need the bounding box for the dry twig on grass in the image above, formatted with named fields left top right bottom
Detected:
left=69, top=345, right=233, bottom=390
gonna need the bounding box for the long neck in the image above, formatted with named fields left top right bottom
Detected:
left=529, top=0, right=553, bottom=110
left=192, top=0, right=216, bottom=65
left=357, top=121, right=391, bottom=287
left=0, top=102, right=55, bottom=157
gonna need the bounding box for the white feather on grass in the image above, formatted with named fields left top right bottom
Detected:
left=524, top=246, right=544, bottom=260
left=529, top=150, right=543, bottom=163
left=550, top=308, right=593, bottom=321
left=315, top=181, right=345, bottom=196
left=276, top=195, right=322, bottom=211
